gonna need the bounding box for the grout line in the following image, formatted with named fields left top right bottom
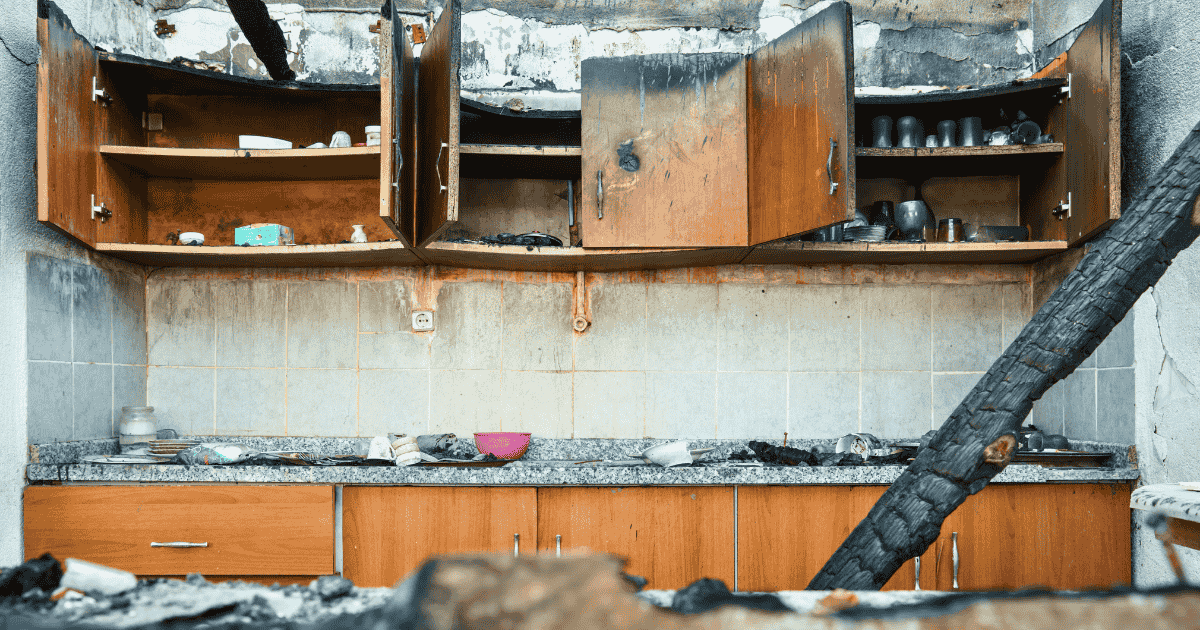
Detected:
left=355, top=283, right=361, bottom=437
left=284, top=282, right=290, bottom=436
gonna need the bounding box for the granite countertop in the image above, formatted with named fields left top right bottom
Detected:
left=27, top=437, right=1140, bottom=486
left=1130, top=483, right=1200, bottom=521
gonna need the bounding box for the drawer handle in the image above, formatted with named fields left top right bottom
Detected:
left=556, top=534, right=562, bottom=558
left=436, top=142, right=449, bottom=195
left=596, top=171, right=604, bottom=220
left=914, top=556, right=921, bottom=590
left=151, top=542, right=208, bottom=548
left=826, top=137, right=838, bottom=196
left=952, top=532, right=959, bottom=589
left=513, top=533, right=520, bottom=557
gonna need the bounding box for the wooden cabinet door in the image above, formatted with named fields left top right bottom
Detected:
left=747, top=1, right=856, bottom=245
left=415, top=0, right=460, bottom=246
left=537, top=487, right=735, bottom=590
left=935, top=484, right=1132, bottom=591
left=737, top=486, right=926, bottom=592
left=379, top=0, right=416, bottom=246
left=37, top=0, right=99, bottom=247
left=581, top=54, right=749, bottom=248
left=1024, top=0, right=1120, bottom=246
left=342, top=486, right=537, bottom=587
left=24, top=486, right=334, bottom=578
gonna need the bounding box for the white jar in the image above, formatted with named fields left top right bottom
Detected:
left=365, top=125, right=381, bottom=146
left=118, top=406, right=158, bottom=452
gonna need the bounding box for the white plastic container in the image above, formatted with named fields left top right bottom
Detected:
left=179, top=232, right=204, bottom=245
left=118, top=406, right=157, bottom=452
left=365, top=125, right=381, bottom=146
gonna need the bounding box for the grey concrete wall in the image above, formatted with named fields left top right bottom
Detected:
left=1122, top=0, right=1200, bottom=586
left=142, top=266, right=1033, bottom=440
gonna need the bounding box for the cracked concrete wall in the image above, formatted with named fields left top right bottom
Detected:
left=1123, top=0, right=1200, bottom=587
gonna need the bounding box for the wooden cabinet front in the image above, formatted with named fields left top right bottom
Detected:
left=24, top=486, right=334, bottom=579
left=342, top=486, right=537, bottom=587
left=537, top=487, right=735, bottom=590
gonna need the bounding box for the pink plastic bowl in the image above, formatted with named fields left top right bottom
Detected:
left=474, top=432, right=532, bottom=460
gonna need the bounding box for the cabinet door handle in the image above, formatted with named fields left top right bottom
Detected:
left=914, top=556, right=921, bottom=590
left=436, top=142, right=449, bottom=194
left=151, top=542, right=208, bottom=548
left=596, top=171, right=604, bottom=219
left=826, top=137, right=839, bottom=196
left=952, top=532, right=960, bottom=589
left=556, top=534, right=562, bottom=557
left=513, top=533, right=520, bottom=557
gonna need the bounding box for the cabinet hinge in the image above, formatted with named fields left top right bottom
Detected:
left=92, top=77, right=111, bottom=106
left=1061, top=73, right=1072, bottom=99
left=90, top=194, right=112, bottom=222
left=1052, top=191, right=1072, bottom=220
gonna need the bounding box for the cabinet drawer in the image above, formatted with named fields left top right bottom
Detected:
left=24, top=486, right=334, bottom=576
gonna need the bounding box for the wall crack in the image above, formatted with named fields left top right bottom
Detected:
left=1149, top=287, right=1197, bottom=412
left=0, top=33, right=35, bottom=66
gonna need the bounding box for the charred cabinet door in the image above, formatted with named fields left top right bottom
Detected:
left=747, top=1, right=855, bottom=244
left=581, top=54, right=749, bottom=248
left=379, top=0, right=416, bottom=246
left=1025, top=0, right=1121, bottom=245
left=37, top=0, right=99, bottom=247
left=415, top=0, right=460, bottom=246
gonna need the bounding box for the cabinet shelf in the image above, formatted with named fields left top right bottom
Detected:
left=743, top=240, right=1068, bottom=265
left=99, top=145, right=381, bottom=181
left=421, top=242, right=748, bottom=271
left=459, top=144, right=582, bottom=180
left=95, top=241, right=421, bottom=267
left=855, top=144, right=1064, bottom=158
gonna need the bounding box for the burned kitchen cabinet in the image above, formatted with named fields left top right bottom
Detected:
left=23, top=485, right=335, bottom=584
left=580, top=1, right=855, bottom=249
left=342, top=486, right=537, bottom=588
left=536, top=487, right=735, bottom=591
left=35, top=0, right=422, bottom=268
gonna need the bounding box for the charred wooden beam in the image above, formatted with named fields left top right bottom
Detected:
left=809, top=118, right=1200, bottom=591
left=226, top=0, right=295, bottom=81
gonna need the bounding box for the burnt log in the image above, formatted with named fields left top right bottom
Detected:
left=809, top=119, right=1200, bottom=590
left=226, top=0, right=295, bottom=81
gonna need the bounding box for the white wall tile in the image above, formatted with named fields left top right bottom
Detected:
left=862, top=371, right=931, bottom=438
left=718, top=285, right=788, bottom=372
left=287, top=281, right=357, bottom=369
left=645, top=371, right=716, bottom=438
left=932, top=285, right=1003, bottom=372
left=716, top=372, right=786, bottom=438
left=429, top=369, right=502, bottom=434
left=286, top=369, right=357, bottom=435
left=788, top=372, right=860, bottom=438
left=359, top=370, right=429, bottom=437
left=502, top=283, right=573, bottom=371
left=431, top=283, right=502, bottom=370
left=790, top=285, right=861, bottom=372
left=499, top=371, right=572, bottom=437
left=647, top=284, right=718, bottom=371
left=862, top=285, right=930, bottom=371
left=148, top=367, right=214, bottom=436
left=215, top=368, right=286, bottom=435
left=575, top=283, right=647, bottom=371
left=148, top=280, right=215, bottom=367
left=215, top=281, right=287, bottom=368
left=573, top=371, right=645, bottom=438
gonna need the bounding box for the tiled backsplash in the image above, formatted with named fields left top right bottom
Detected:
left=26, top=255, right=148, bottom=443
left=131, top=264, right=1119, bottom=441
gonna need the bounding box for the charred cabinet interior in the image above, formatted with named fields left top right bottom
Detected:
left=36, top=0, right=1120, bottom=270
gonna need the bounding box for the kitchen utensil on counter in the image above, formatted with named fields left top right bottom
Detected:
left=474, top=432, right=532, bottom=460
left=350, top=225, right=367, bottom=243
left=811, top=223, right=845, bottom=242
left=896, top=200, right=930, bottom=241
left=870, top=200, right=895, bottom=228
left=897, top=116, right=924, bottom=148
left=871, top=115, right=894, bottom=148
left=845, top=225, right=888, bottom=242
left=365, top=125, right=381, bottom=146
left=118, top=406, right=158, bottom=453
left=330, top=131, right=352, bottom=148
left=976, top=225, right=1030, bottom=242
left=639, top=441, right=695, bottom=467
left=962, top=223, right=980, bottom=242
left=835, top=433, right=882, bottom=457
left=925, top=134, right=938, bottom=148
left=179, top=232, right=204, bottom=246
left=149, top=439, right=200, bottom=456
left=1010, top=111, right=1042, bottom=145
left=989, top=128, right=1011, bottom=145
left=937, top=120, right=956, bottom=147
left=366, top=436, right=394, bottom=460
left=936, top=218, right=964, bottom=243
left=238, top=135, right=292, bottom=150
left=846, top=209, right=870, bottom=228
left=958, top=117, right=984, bottom=146
left=1027, top=430, right=1045, bottom=452
left=81, top=454, right=172, bottom=464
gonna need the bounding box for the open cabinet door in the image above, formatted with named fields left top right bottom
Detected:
left=379, top=0, right=416, bottom=247
left=580, top=54, right=749, bottom=248
left=747, top=1, right=855, bottom=245
left=415, top=0, right=460, bottom=247
left=37, top=0, right=98, bottom=247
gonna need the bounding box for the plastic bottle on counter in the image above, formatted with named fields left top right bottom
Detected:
left=118, top=406, right=158, bottom=452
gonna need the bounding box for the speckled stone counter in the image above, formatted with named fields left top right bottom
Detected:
left=1130, top=483, right=1200, bottom=521
left=26, top=437, right=1139, bottom=485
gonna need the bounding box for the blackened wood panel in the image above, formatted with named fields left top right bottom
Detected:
left=380, top=1, right=416, bottom=246
left=416, top=0, right=460, bottom=246
left=581, top=53, right=749, bottom=248
left=37, top=1, right=98, bottom=246
left=537, top=487, right=735, bottom=590
left=748, top=1, right=855, bottom=245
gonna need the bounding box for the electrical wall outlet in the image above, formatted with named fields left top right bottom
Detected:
left=412, top=310, right=434, bottom=331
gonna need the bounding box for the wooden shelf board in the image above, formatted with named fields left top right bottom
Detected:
left=459, top=144, right=581, bottom=156
left=856, top=144, right=1064, bottom=158
left=421, top=242, right=750, bottom=271
left=855, top=77, right=1067, bottom=105
left=99, top=145, right=380, bottom=180
left=95, top=241, right=422, bottom=267
left=743, top=240, right=1069, bottom=264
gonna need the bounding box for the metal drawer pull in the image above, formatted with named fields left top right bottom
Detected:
left=596, top=171, right=604, bottom=219
left=151, top=542, right=208, bottom=548
left=436, top=142, right=449, bottom=194
left=952, top=532, right=959, bottom=589
left=513, top=533, right=520, bottom=557
left=914, top=556, right=921, bottom=590
left=826, top=137, right=838, bottom=196
left=556, top=534, right=562, bottom=557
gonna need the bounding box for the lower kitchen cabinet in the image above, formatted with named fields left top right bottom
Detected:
left=536, top=487, right=735, bottom=590
left=23, top=485, right=334, bottom=585
left=342, top=486, right=537, bottom=587
left=738, top=484, right=1131, bottom=592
